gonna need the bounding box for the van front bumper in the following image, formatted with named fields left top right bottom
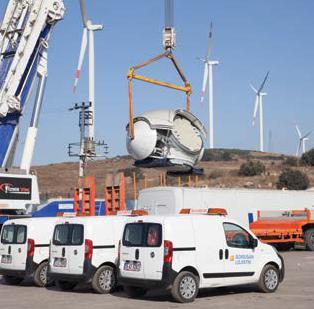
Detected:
left=48, top=260, right=96, bottom=283
left=118, top=263, right=177, bottom=289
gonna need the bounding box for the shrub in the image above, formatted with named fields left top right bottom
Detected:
left=238, top=161, right=266, bottom=177
left=283, top=156, right=299, bottom=167
left=301, top=148, right=314, bottom=166
left=202, top=150, right=233, bottom=162
left=276, top=169, right=309, bottom=190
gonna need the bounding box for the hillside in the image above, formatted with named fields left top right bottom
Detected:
left=32, top=149, right=314, bottom=201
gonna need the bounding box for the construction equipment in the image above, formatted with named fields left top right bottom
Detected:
left=0, top=0, right=65, bottom=213
left=105, top=173, right=126, bottom=216
left=126, top=0, right=206, bottom=173
left=73, top=176, right=95, bottom=216
left=250, top=209, right=314, bottom=251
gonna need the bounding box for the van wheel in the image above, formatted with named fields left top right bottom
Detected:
left=124, top=286, right=147, bottom=298
left=34, top=261, right=53, bottom=287
left=171, top=271, right=199, bottom=303
left=92, top=265, right=116, bottom=294
left=2, top=275, right=23, bottom=285
left=258, top=264, right=280, bottom=293
left=55, top=280, right=77, bottom=291
left=305, top=228, right=314, bottom=251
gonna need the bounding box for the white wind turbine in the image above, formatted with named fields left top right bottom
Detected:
left=295, top=125, right=311, bottom=156
left=251, top=72, right=269, bottom=152
left=73, top=0, right=103, bottom=140
left=199, top=22, right=219, bottom=149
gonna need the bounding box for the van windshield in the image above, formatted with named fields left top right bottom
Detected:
left=53, top=224, right=84, bottom=246
left=1, top=225, right=27, bottom=244
left=123, top=223, right=162, bottom=247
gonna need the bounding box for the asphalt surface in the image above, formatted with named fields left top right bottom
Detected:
left=0, top=251, right=313, bottom=309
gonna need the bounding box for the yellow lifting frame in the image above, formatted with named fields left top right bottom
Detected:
left=127, top=51, right=192, bottom=139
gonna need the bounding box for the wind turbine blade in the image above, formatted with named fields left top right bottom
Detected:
left=303, top=131, right=312, bottom=139
left=73, top=28, right=88, bottom=93
left=200, top=64, right=209, bottom=103
left=79, top=0, right=89, bottom=27
left=295, top=125, right=302, bottom=138
left=206, top=22, right=213, bottom=60
left=250, top=84, right=258, bottom=93
left=257, top=71, right=270, bottom=93
left=252, top=95, right=259, bottom=126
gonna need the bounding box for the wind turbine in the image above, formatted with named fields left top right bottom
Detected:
left=295, top=125, right=311, bottom=156
left=199, top=22, right=219, bottom=149
left=251, top=71, right=269, bottom=152
left=73, top=0, right=103, bottom=141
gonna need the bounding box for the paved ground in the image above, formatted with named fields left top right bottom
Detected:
left=0, top=251, right=313, bottom=309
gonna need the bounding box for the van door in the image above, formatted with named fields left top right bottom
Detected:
left=0, top=224, right=27, bottom=271
left=222, top=222, right=257, bottom=285
left=121, top=222, right=164, bottom=280
left=143, top=223, right=163, bottom=280
left=52, top=224, right=85, bottom=275
left=68, top=224, right=85, bottom=275
left=120, top=223, right=146, bottom=279
left=51, top=224, right=71, bottom=273
left=193, top=220, right=226, bottom=288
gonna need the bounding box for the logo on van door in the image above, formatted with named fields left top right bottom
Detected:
left=232, top=254, right=254, bottom=265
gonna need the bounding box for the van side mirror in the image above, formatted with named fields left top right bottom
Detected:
left=251, top=238, right=258, bottom=249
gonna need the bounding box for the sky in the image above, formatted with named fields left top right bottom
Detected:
left=1, top=0, right=314, bottom=165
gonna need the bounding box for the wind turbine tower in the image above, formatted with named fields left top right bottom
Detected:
left=251, top=72, right=269, bottom=152
left=295, top=125, right=311, bottom=157
left=73, top=0, right=103, bottom=142
left=200, top=23, right=219, bottom=149
left=69, top=0, right=107, bottom=177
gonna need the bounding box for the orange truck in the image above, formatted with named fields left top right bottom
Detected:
left=249, top=209, right=314, bottom=251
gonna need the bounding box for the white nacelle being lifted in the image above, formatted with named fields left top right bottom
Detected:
left=126, top=109, right=206, bottom=172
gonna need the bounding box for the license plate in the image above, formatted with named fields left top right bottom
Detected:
left=1, top=255, right=12, bottom=264
left=124, top=260, right=141, bottom=272
left=53, top=257, right=67, bottom=267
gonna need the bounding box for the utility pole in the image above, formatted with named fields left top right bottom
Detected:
left=68, top=102, right=108, bottom=177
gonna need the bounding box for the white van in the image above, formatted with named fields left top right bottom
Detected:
left=119, top=209, right=285, bottom=303
left=0, top=217, right=59, bottom=287
left=49, top=215, right=132, bottom=293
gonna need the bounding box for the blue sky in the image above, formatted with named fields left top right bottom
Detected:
left=1, top=0, right=314, bottom=165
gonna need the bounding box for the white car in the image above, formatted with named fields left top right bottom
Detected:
left=118, top=209, right=285, bottom=303
left=0, top=217, right=59, bottom=287
left=49, top=215, right=129, bottom=293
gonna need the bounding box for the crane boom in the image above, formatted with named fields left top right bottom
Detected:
left=0, top=0, right=65, bottom=169
left=0, top=0, right=65, bottom=213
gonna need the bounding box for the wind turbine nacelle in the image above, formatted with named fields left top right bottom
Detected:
left=126, top=109, right=206, bottom=172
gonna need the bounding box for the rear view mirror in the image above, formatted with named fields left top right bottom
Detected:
left=251, top=238, right=258, bottom=249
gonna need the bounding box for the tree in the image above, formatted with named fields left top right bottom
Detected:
left=277, top=169, right=309, bottom=190
left=238, top=161, right=265, bottom=177
left=301, top=148, right=314, bottom=166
